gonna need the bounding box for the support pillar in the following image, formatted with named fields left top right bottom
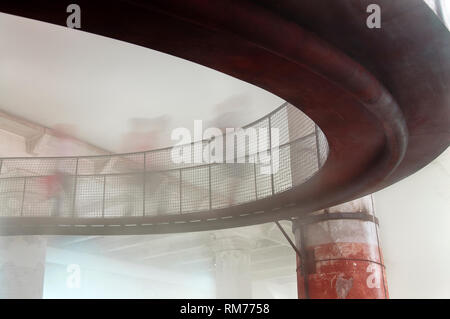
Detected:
left=211, top=233, right=253, bottom=299
left=292, top=196, right=388, bottom=299
left=0, top=236, right=47, bottom=298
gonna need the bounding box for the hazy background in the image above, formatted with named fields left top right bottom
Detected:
left=375, top=148, right=450, bottom=298
left=0, top=1, right=449, bottom=298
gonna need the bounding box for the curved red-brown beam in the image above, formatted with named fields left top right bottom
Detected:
left=0, top=0, right=448, bottom=235
left=257, top=0, right=450, bottom=187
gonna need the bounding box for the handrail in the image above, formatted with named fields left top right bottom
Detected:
left=0, top=103, right=329, bottom=219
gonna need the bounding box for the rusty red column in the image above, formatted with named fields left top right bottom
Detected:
left=292, top=195, right=388, bottom=299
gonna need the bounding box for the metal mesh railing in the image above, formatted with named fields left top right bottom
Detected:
left=0, top=103, right=328, bottom=218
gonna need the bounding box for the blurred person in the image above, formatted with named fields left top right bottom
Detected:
left=42, top=124, right=78, bottom=217
left=121, top=115, right=171, bottom=216
left=120, top=115, right=170, bottom=153
left=208, top=100, right=246, bottom=207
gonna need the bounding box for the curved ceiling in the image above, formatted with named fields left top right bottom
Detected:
left=0, top=12, right=283, bottom=153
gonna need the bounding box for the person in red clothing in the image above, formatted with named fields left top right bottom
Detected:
left=43, top=124, right=77, bottom=217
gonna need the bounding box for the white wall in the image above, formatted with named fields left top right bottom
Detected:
left=374, top=148, right=450, bottom=298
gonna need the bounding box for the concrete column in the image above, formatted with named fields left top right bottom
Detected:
left=211, top=233, right=253, bottom=298
left=292, top=195, right=388, bottom=299
left=0, top=236, right=47, bottom=298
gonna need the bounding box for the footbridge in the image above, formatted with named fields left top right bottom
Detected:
left=0, top=0, right=449, bottom=236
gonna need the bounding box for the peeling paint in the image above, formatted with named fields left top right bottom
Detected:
left=336, top=274, right=353, bottom=299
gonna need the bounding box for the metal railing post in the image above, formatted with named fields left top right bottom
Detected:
left=208, top=164, right=212, bottom=210
left=72, top=158, right=79, bottom=217
left=253, top=161, right=258, bottom=200
left=268, top=116, right=275, bottom=195
left=143, top=153, right=146, bottom=217
left=20, top=177, right=26, bottom=217
left=102, top=175, right=106, bottom=218
left=314, top=125, right=322, bottom=169
left=179, top=168, right=182, bottom=214
left=208, top=138, right=214, bottom=211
